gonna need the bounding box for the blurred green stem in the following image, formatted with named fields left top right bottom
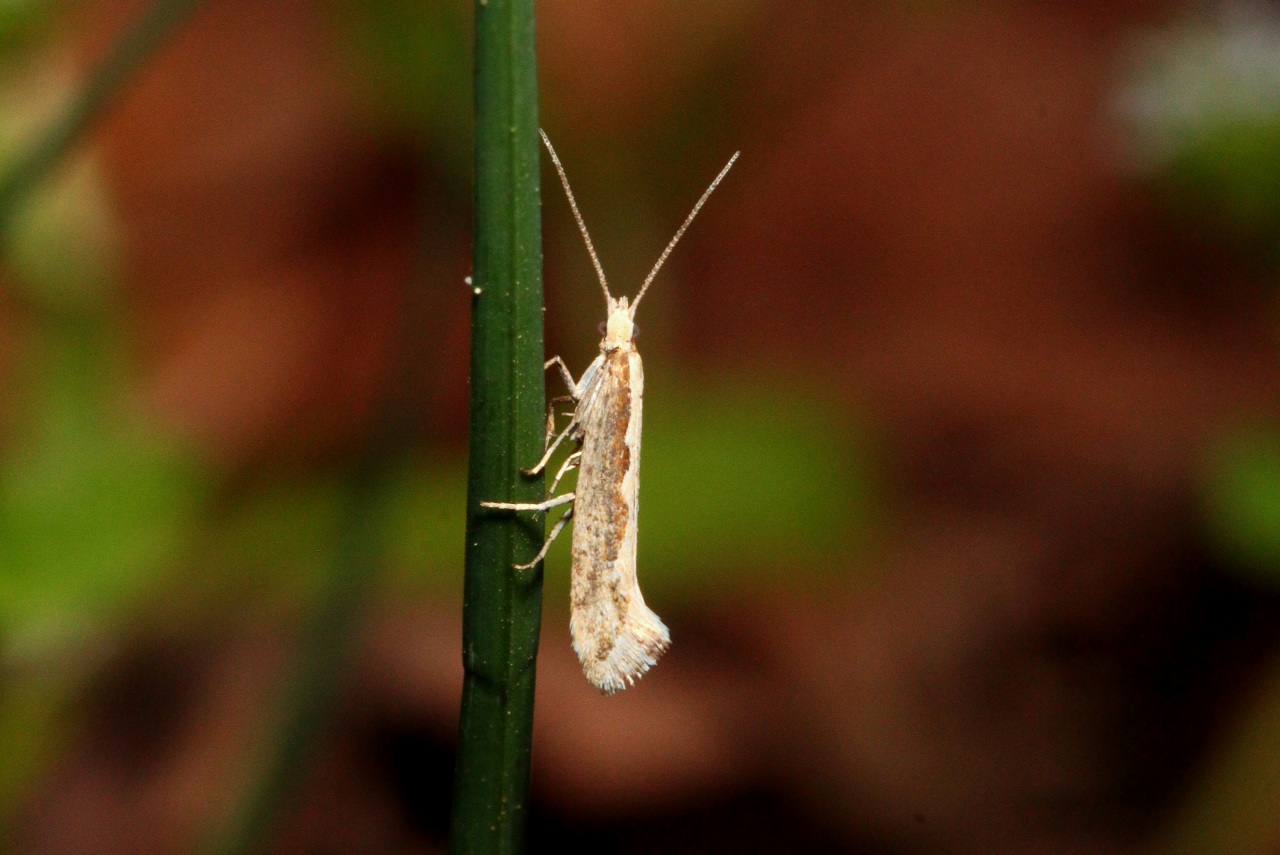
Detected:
left=0, top=0, right=210, bottom=229
left=450, top=0, right=545, bottom=851
left=1155, top=656, right=1280, bottom=855
left=206, top=461, right=387, bottom=855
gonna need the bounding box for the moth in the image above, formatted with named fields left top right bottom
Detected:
left=482, top=131, right=738, bottom=694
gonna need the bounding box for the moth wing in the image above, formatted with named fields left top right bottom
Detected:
left=569, top=350, right=668, bottom=693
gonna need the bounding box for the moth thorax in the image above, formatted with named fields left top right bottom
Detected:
left=603, top=298, right=634, bottom=349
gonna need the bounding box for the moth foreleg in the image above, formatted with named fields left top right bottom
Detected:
left=549, top=450, right=582, bottom=493
left=545, top=356, right=578, bottom=397
left=514, top=504, right=575, bottom=571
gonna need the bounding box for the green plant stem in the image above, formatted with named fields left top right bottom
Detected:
left=205, top=459, right=387, bottom=855
left=0, top=0, right=210, bottom=230
left=450, top=0, right=545, bottom=851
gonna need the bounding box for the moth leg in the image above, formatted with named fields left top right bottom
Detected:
left=514, top=505, right=575, bottom=571
left=548, top=450, right=582, bottom=493
left=545, top=356, right=578, bottom=397
left=523, top=418, right=577, bottom=477
left=480, top=491, right=576, bottom=512
left=543, top=395, right=576, bottom=446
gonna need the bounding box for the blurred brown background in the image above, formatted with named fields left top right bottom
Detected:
left=3, top=0, right=1280, bottom=852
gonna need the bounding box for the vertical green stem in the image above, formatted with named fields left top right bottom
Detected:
left=450, top=0, right=544, bottom=852
left=0, top=0, right=211, bottom=230
left=205, top=461, right=387, bottom=855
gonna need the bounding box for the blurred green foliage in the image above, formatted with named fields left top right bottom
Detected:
left=383, top=375, right=871, bottom=599
left=1204, top=426, right=1280, bottom=588
left=0, top=376, right=204, bottom=649
left=382, top=456, right=467, bottom=590
left=0, top=63, right=207, bottom=825
left=636, top=375, right=870, bottom=588
left=1160, top=116, right=1280, bottom=255
left=2, top=152, right=117, bottom=314
left=191, top=476, right=349, bottom=613
left=328, top=0, right=471, bottom=177
left=0, top=143, right=206, bottom=656
left=0, top=0, right=53, bottom=59
left=0, top=668, right=72, bottom=811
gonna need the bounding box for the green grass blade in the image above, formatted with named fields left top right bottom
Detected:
left=449, top=0, right=545, bottom=851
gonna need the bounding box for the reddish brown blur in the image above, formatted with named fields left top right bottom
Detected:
left=4, top=1, right=1279, bottom=854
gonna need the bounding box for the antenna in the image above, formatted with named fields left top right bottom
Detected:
left=540, top=130, right=612, bottom=304
left=631, top=150, right=739, bottom=313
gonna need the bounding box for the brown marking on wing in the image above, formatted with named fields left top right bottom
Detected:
left=568, top=349, right=667, bottom=691
left=571, top=352, right=634, bottom=579
left=570, top=352, right=635, bottom=659
left=601, top=356, right=632, bottom=561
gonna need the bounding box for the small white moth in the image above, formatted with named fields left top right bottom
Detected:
left=482, top=131, right=738, bottom=694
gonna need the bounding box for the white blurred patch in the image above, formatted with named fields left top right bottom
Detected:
left=1116, top=2, right=1280, bottom=168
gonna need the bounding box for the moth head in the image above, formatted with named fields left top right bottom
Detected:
left=603, top=296, right=634, bottom=350
left=538, top=129, right=739, bottom=349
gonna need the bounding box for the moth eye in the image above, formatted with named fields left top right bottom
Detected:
left=597, top=321, right=608, bottom=337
